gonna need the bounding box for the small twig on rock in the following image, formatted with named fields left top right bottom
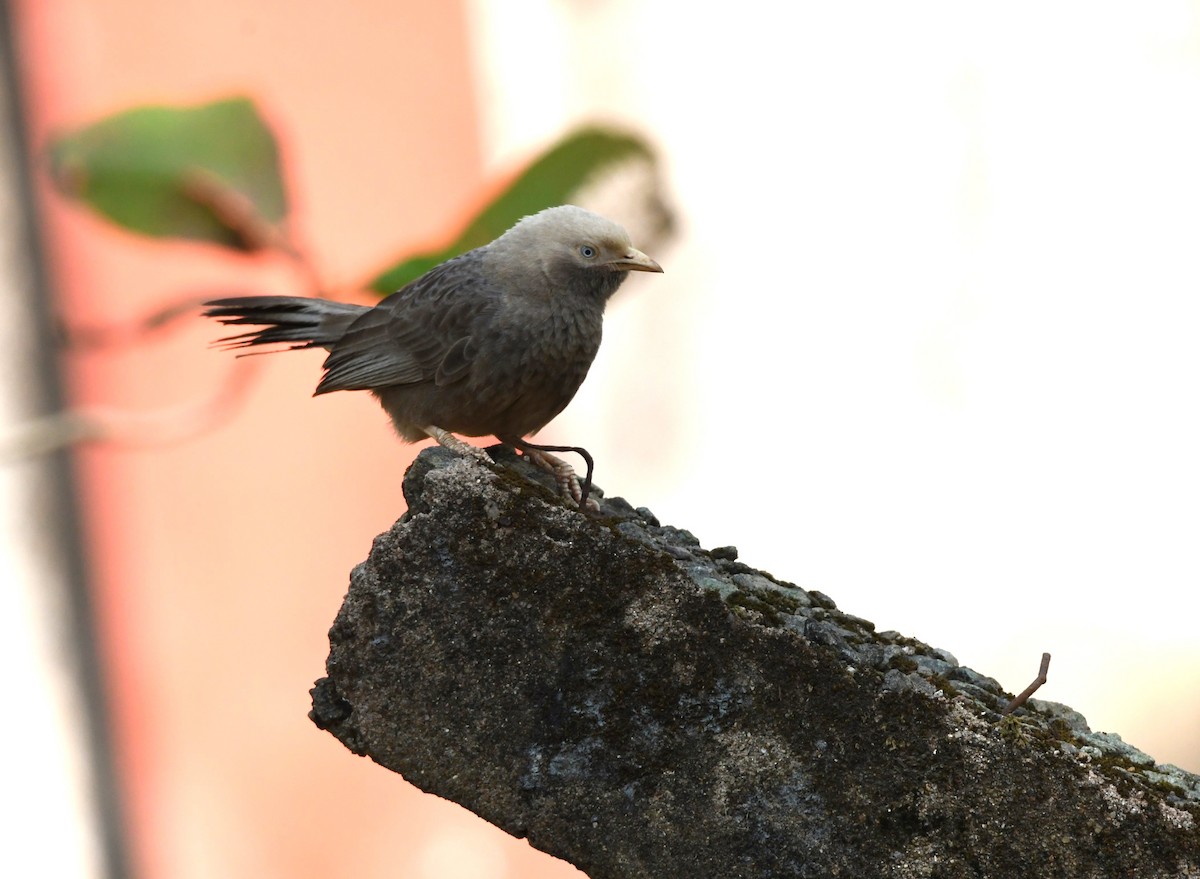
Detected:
left=1002, top=652, right=1051, bottom=715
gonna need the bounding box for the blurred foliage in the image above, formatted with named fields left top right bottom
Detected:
left=46, top=97, right=286, bottom=251
left=45, top=96, right=665, bottom=293
left=366, top=128, right=657, bottom=293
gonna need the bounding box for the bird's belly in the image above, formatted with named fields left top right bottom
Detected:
left=460, top=317, right=600, bottom=438
left=375, top=306, right=603, bottom=441
left=494, top=372, right=588, bottom=436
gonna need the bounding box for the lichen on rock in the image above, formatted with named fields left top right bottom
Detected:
left=311, top=447, right=1200, bottom=879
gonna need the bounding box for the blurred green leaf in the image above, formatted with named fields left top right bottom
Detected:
left=367, top=127, right=658, bottom=294
left=46, top=96, right=287, bottom=251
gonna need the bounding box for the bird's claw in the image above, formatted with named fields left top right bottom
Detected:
left=524, top=449, right=599, bottom=511
left=434, top=429, right=600, bottom=511
left=464, top=444, right=493, bottom=465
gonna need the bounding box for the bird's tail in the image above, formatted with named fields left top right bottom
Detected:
left=203, top=296, right=367, bottom=352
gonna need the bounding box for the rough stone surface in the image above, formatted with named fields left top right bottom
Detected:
left=311, top=447, right=1200, bottom=879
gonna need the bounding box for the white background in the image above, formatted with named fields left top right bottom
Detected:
left=471, top=0, right=1200, bottom=773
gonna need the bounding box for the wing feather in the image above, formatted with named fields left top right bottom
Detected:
left=315, top=252, right=501, bottom=395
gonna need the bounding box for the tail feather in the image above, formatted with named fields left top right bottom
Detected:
left=203, top=296, right=366, bottom=352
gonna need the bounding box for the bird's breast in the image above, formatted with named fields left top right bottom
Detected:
left=467, top=299, right=605, bottom=437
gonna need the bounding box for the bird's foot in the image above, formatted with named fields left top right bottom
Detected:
left=524, top=449, right=599, bottom=511
left=497, top=437, right=598, bottom=512
left=424, top=425, right=493, bottom=465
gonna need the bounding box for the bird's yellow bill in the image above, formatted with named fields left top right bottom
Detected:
left=614, top=248, right=663, bottom=273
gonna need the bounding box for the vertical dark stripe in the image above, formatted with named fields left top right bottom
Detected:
left=0, top=4, right=133, bottom=877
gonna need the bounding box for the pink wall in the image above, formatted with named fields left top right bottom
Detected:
left=14, top=3, right=578, bottom=876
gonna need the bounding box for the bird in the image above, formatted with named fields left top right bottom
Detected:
left=204, top=205, right=663, bottom=508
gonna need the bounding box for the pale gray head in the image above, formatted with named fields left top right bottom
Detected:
left=486, top=205, right=662, bottom=301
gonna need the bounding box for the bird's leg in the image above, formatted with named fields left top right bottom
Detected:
left=423, top=425, right=492, bottom=464
left=501, top=436, right=597, bottom=511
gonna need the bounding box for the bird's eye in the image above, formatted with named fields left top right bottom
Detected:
left=579, top=245, right=597, bottom=259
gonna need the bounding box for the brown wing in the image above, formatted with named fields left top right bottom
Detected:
left=314, top=251, right=502, bottom=395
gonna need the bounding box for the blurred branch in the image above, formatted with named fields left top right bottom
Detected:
left=0, top=355, right=263, bottom=463
left=56, top=291, right=244, bottom=350
left=180, top=169, right=326, bottom=296
left=178, top=168, right=291, bottom=253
